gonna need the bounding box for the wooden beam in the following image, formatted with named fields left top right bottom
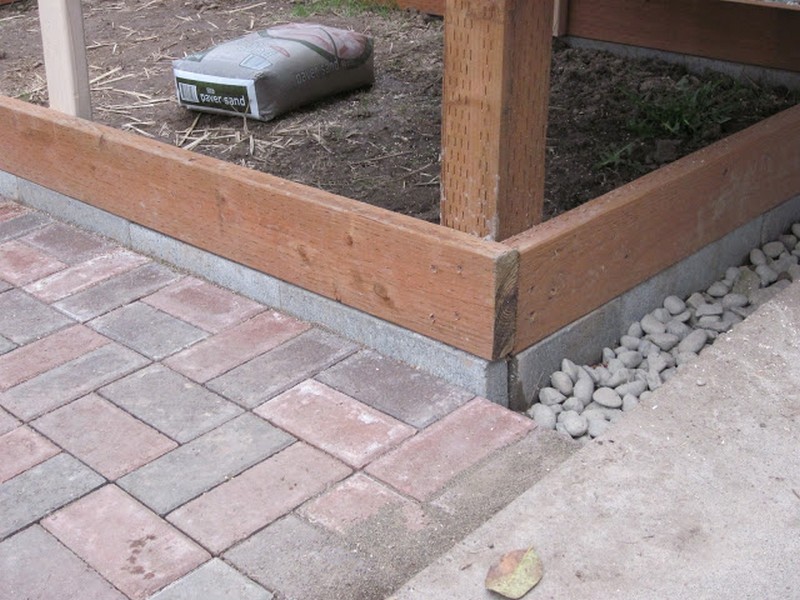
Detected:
left=509, top=104, right=800, bottom=352
left=0, top=95, right=517, bottom=359
left=553, top=0, right=569, bottom=37
left=440, top=0, right=553, bottom=241
left=37, top=0, right=91, bottom=119
left=566, top=0, right=800, bottom=73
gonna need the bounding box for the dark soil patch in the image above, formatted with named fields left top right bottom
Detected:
left=1, top=0, right=797, bottom=222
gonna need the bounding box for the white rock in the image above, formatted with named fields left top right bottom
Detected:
left=672, top=310, right=693, bottom=323
left=622, top=393, right=640, bottom=411
left=539, top=387, right=566, bottom=405
left=627, top=321, right=643, bottom=337
left=561, top=358, right=581, bottom=383
left=550, top=371, right=574, bottom=396
left=561, top=411, right=588, bottom=438
left=762, top=240, right=786, bottom=258
left=652, top=308, right=672, bottom=323
left=620, top=335, right=641, bottom=351
left=593, top=387, right=623, bottom=408
left=780, top=234, right=797, bottom=250
left=562, top=397, right=584, bottom=413
left=666, top=320, right=692, bottom=339
left=750, top=247, right=767, bottom=266
left=663, top=295, right=686, bottom=315
left=677, top=329, right=708, bottom=354
left=695, top=302, right=723, bottom=317
left=646, top=369, right=662, bottom=391
left=789, top=264, right=800, bottom=282
left=661, top=368, right=678, bottom=382
left=583, top=408, right=607, bottom=422
left=648, top=352, right=670, bottom=373
left=706, top=281, right=729, bottom=297
left=686, top=292, right=707, bottom=310
left=649, top=332, right=680, bottom=351
left=573, top=377, right=594, bottom=405
left=675, top=351, right=699, bottom=366
left=640, top=313, right=666, bottom=335
left=617, top=350, right=643, bottom=369
left=721, top=293, right=748, bottom=310
left=723, top=266, right=741, bottom=285
left=528, top=403, right=556, bottom=430
left=755, top=264, right=778, bottom=286
left=603, top=369, right=631, bottom=388
left=615, top=380, right=647, bottom=398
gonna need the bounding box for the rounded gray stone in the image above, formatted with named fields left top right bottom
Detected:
left=606, top=409, right=624, bottom=423
left=750, top=247, right=767, bottom=266
left=538, top=387, right=566, bottom=406
left=528, top=403, right=556, bottom=430
left=649, top=332, right=680, bottom=351
left=602, top=347, right=617, bottom=363
left=721, top=293, right=749, bottom=310
left=622, top=393, right=640, bottom=411
left=617, top=350, right=643, bottom=369
left=755, top=264, right=778, bottom=286
left=620, top=335, right=641, bottom=351
left=677, top=329, right=708, bottom=354
left=780, top=234, right=797, bottom=250
left=666, top=320, right=692, bottom=339
left=661, top=367, right=678, bottom=382
left=588, top=418, right=611, bottom=438
left=792, top=223, right=800, bottom=238
left=652, top=308, right=672, bottom=323
left=627, top=321, right=643, bottom=338
left=723, top=266, right=741, bottom=285
left=583, top=407, right=607, bottom=422
left=593, top=387, right=622, bottom=409
left=562, top=397, right=584, bottom=413
left=706, top=281, right=729, bottom=297
left=550, top=371, right=574, bottom=396
left=640, top=313, right=666, bottom=335
left=561, top=358, right=581, bottom=383
left=561, top=410, right=588, bottom=438
left=603, top=369, right=631, bottom=388
left=573, top=377, right=594, bottom=405
left=731, top=267, right=761, bottom=297
left=663, top=295, right=686, bottom=315
left=615, top=380, right=647, bottom=398
left=695, top=302, right=723, bottom=317
left=646, top=370, right=662, bottom=391
left=647, top=352, right=669, bottom=373
left=762, top=240, right=786, bottom=258
left=675, top=351, right=699, bottom=366
left=685, top=292, right=708, bottom=310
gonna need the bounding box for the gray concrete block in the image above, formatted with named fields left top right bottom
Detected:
left=150, top=558, right=273, bottom=600
left=0, top=170, right=18, bottom=200
left=0, top=454, right=103, bottom=540
left=118, top=413, right=292, bottom=515
left=17, top=180, right=131, bottom=245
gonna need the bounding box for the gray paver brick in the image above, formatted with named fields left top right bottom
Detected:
left=100, top=364, right=242, bottom=443
left=0, top=289, right=73, bottom=345
left=150, top=558, right=273, bottom=600
left=0, top=344, right=149, bottom=421
left=317, top=349, right=474, bottom=428
left=90, top=302, right=208, bottom=360
left=54, top=262, right=179, bottom=322
left=208, top=329, right=358, bottom=408
left=0, top=454, right=103, bottom=540
left=0, top=526, right=126, bottom=600
left=0, top=212, right=51, bottom=243
left=0, top=279, right=10, bottom=292
left=0, top=335, right=14, bottom=356
left=0, top=408, right=18, bottom=435
left=226, top=515, right=383, bottom=600
left=118, top=413, right=293, bottom=515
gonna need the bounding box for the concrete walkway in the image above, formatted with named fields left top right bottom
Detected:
left=0, top=198, right=577, bottom=600
left=394, top=277, right=800, bottom=598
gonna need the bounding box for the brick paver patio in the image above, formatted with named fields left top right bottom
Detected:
left=0, top=199, right=577, bottom=599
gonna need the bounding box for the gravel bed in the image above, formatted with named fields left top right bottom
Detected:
left=526, top=221, right=800, bottom=442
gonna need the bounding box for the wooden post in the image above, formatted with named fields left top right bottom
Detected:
left=38, top=0, right=92, bottom=119
left=553, top=0, right=569, bottom=37
left=440, top=0, right=553, bottom=241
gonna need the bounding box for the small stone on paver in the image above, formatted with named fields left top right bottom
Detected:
left=90, top=302, right=207, bottom=361
left=0, top=290, right=73, bottom=345
left=0, top=454, right=104, bottom=540
left=1, top=343, right=149, bottom=421
left=256, top=380, right=414, bottom=468
left=100, top=364, right=242, bottom=444
left=118, top=413, right=293, bottom=515
left=0, top=240, right=66, bottom=286
left=168, top=442, right=351, bottom=554
left=42, top=485, right=209, bottom=600
left=32, top=394, right=177, bottom=480
left=0, top=426, right=60, bottom=483
left=365, top=398, right=533, bottom=501
left=54, top=262, right=180, bottom=322
left=208, top=329, right=358, bottom=409
left=0, top=526, right=126, bottom=600
left=316, top=349, right=472, bottom=429
left=150, top=558, right=272, bottom=600
left=0, top=324, right=108, bottom=391
left=164, top=310, right=310, bottom=383
left=21, top=222, right=117, bottom=264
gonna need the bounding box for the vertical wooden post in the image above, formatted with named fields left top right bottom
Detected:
left=38, top=0, right=92, bottom=119
left=440, top=0, right=553, bottom=241
left=553, top=0, right=570, bottom=37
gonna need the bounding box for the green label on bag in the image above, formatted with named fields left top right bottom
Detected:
left=176, top=77, right=250, bottom=114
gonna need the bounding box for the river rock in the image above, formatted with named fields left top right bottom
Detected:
left=528, top=403, right=556, bottom=430
left=695, top=302, right=723, bottom=317
left=731, top=267, right=761, bottom=297
left=663, top=295, right=686, bottom=315
left=762, top=240, right=786, bottom=258
left=620, top=335, right=641, bottom=351
left=573, top=377, right=594, bottom=405
left=675, top=351, right=699, bottom=366
left=721, top=293, right=748, bottom=310
left=615, top=380, right=647, bottom=398
left=723, top=266, right=741, bottom=285
left=622, top=393, right=640, bottom=411
left=677, top=329, right=708, bottom=354
left=792, top=223, right=800, bottom=238
left=617, top=350, right=643, bottom=369
left=561, top=411, right=588, bottom=437
left=652, top=308, right=672, bottom=323
left=550, top=371, right=574, bottom=396
left=640, top=313, right=666, bottom=335
left=627, top=321, right=643, bottom=337
left=649, top=332, right=680, bottom=351
left=538, top=387, right=566, bottom=406
left=561, top=358, right=580, bottom=383
left=750, top=247, right=767, bottom=266
left=562, top=397, right=584, bottom=413
left=685, top=292, right=707, bottom=310
left=602, top=347, right=617, bottom=363
left=588, top=418, right=610, bottom=438
left=593, top=387, right=622, bottom=408
left=706, top=281, right=729, bottom=297
left=666, top=320, right=692, bottom=339
left=755, top=264, right=778, bottom=286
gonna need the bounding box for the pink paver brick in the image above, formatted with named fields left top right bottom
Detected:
left=164, top=310, right=309, bottom=383
left=21, top=222, right=117, bottom=264
left=0, top=240, right=66, bottom=286
left=300, top=473, right=430, bottom=535
left=143, top=277, right=263, bottom=333
left=365, top=397, right=535, bottom=501
left=24, top=250, right=149, bottom=303
left=167, top=442, right=351, bottom=554
left=42, top=485, right=210, bottom=600
left=0, top=325, right=109, bottom=391
left=32, top=394, right=177, bottom=480
left=0, top=203, right=26, bottom=224
left=255, top=380, right=415, bottom=468
left=0, top=407, right=19, bottom=435
left=0, top=426, right=60, bottom=483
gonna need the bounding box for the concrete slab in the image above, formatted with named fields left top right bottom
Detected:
left=150, top=559, right=273, bottom=600
left=393, top=281, right=800, bottom=599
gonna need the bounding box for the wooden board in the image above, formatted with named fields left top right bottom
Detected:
left=553, top=0, right=569, bottom=37
left=37, top=0, right=91, bottom=119
left=509, top=103, right=800, bottom=352
left=0, top=95, right=516, bottom=359
left=567, top=0, right=800, bottom=73
left=440, top=0, right=553, bottom=240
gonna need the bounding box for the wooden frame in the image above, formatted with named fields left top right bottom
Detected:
left=1, top=0, right=798, bottom=369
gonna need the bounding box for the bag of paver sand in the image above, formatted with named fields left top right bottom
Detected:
left=173, top=23, right=374, bottom=121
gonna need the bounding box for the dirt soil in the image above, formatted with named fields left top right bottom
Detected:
left=1, top=0, right=797, bottom=223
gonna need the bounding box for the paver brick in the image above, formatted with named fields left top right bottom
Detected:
left=149, top=558, right=272, bottom=600
left=225, top=515, right=382, bottom=600
left=300, top=473, right=429, bottom=535
left=21, top=222, right=117, bottom=264
left=0, top=212, right=51, bottom=243
left=0, top=324, right=109, bottom=391
left=0, top=343, right=149, bottom=421
left=365, top=398, right=535, bottom=501
left=54, top=262, right=179, bottom=322
left=316, top=349, right=475, bottom=428
left=0, top=526, right=126, bottom=600
left=24, top=249, right=149, bottom=303
left=164, top=310, right=310, bottom=383
left=0, top=453, right=104, bottom=540
left=118, top=413, right=294, bottom=515
left=90, top=302, right=207, bottom=360
left=143, top=277, right=263, bottom=333
left=208, top=329, right=358, bottom=408
left=0, top=426, right=60, bottom=483
left=32, top=394, right=177, bottom=480
left=168, top=442, right=351, bottom=554
left=100, top=364, right=242, bottom=443
left=256, top=380, right=415, bottom=468
left=0, top=279, right=10, bottom=293
left=0, top=202, right=26, bottom=224
left=42, top=485, right=210, bottom=600
left=0, top=240, right=66, bottom=286
left=0, top=289, right=74, bottom=345
left=0, top=408, right=18, bottom=435
left=0, top=335, right=14, bottom=356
